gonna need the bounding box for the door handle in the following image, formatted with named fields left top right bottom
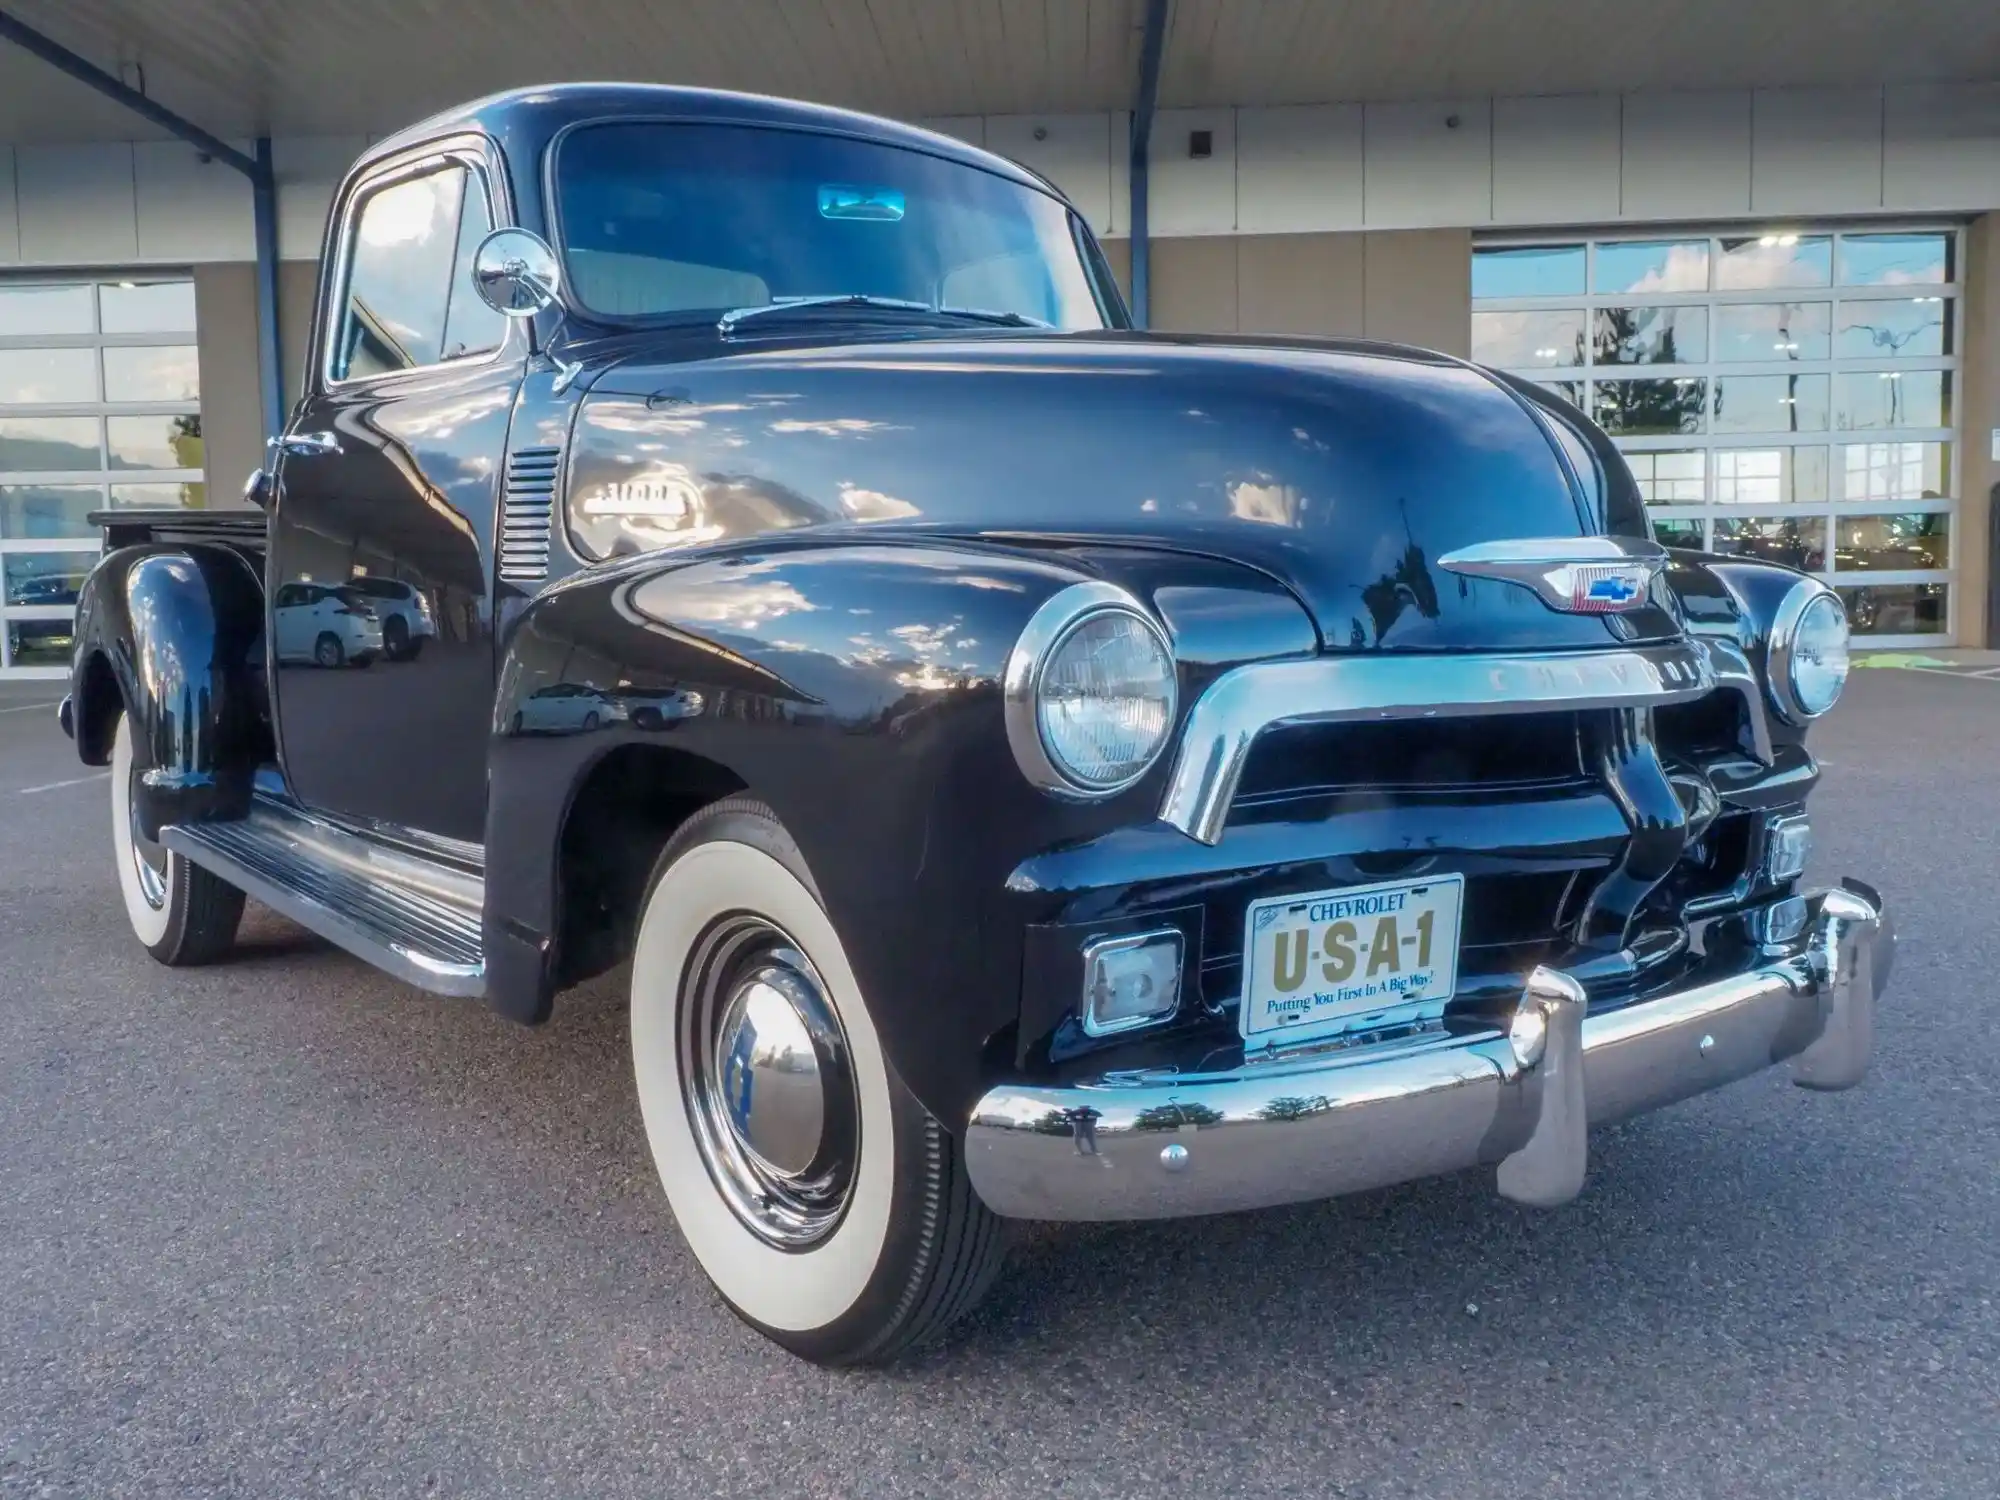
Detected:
left=274, top=431, right=342, bottom=457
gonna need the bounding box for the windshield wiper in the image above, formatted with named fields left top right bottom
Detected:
left=717, top=295, right=1052, bottom=334
left=718, top=295, right=929, bottom=332
left=936, top=305, right=1052, bottom=328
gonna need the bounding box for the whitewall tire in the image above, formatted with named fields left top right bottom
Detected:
left=110, top=715, right=244, bottom=965
left=630, top=796, right=1005, bottom=1365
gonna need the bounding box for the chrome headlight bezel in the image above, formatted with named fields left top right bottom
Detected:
left=1767, top=578, right=1850, bottom=725
left=1003, top=581, right=1178, bottom=800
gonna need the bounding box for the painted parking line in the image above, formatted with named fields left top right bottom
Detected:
left=0, top=700, right=62, bottom=715
left=14, top=772, right=108, bottom=795
left=1853, top=654, right=2000, bottom=681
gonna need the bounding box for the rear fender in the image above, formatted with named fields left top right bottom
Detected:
left=70, top=543, right=270, bottom=837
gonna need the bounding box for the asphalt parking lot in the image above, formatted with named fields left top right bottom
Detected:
left=1, top=666, right=1995, bottom=1499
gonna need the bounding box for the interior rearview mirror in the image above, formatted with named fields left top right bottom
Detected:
left=471, top=227, right=564, bottom=317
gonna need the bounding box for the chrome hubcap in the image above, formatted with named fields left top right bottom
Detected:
left=680, top=917, right=857, bottom=1249
left=126, top=762, right=168, bottom=910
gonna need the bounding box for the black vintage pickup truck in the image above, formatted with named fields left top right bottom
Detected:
left=62, top=83, right=1890, bottom=1366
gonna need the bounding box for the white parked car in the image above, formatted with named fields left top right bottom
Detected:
left=272, top=582, right=384, bottom=668
left=344, top=575, right=436, bottom=660
left=509, top=683, right=623, bottom=735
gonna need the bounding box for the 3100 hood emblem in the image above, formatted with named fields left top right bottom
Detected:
left=1436, top=537, right=1667, bottom=616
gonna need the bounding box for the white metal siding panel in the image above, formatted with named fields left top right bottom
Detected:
left=1884, top=83, right=2000, bottom=211
left=1493, top=95, right=1621, bottom=225
left=1363, top=98, right=1492, bottom=229
left=1149, top=108, right=1237, bottom=237
left=1752, top=87, right=1885, bottom=214
left=1620, top=90, right=1752, bottom=219
left=0, top=149, right=17, bottom=263
left=984, top=114, right=1113, bottom=233
left=16, top=143, right=138, bottom=263
left=1236, top=105, right=1364, bottom=233
left=134, top=142, right=256, bottom=261
left=272, top=136, right=365, bottom=261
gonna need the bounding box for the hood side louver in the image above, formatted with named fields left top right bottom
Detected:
left=499, top=446, right=562, bottom=584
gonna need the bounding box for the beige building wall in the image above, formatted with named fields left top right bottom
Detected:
left=190, top=260, right=324, bottom=510
left=1109, top=230, right=1471, bottom=356
left=191, top=264, right=265, bottom=511
left=1960, top=212, right=1997, bottom=648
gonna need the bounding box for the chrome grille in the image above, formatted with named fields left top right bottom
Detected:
left=498, top=445, right=562, bottom=583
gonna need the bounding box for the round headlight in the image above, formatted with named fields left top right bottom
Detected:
left=1005, top=584, right=1177, bottom=798
left=1769, top=583, right=1850, bottom=724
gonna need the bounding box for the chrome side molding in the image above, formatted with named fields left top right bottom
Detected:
left=1158, top=641, right=1717, bottom=845
left=1437, top=535, right=1668, bottom=615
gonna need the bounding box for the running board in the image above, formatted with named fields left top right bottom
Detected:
left=162, top=799, right=486, bottom=997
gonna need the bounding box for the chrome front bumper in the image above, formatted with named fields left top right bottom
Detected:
left=965, top=884, right=1891, bottom=1222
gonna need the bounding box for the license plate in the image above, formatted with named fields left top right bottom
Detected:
left=1239, top=874, right=1465, bottom=1049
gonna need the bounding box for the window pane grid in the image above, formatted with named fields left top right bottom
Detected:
left=1474, top=226, right=1963, bottom=642
left=0, top=275, right=200, bottom=671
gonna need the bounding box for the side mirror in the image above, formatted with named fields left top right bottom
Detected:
left=471, top=228, right=564, bottom=318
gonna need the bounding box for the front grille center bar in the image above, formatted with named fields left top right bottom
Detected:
left=1158, top=640, right=1722, bottom=845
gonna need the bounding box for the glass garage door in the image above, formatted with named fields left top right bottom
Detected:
left=1472, top=229, right=1962, bottom=644
left=0, top=277, right=204, bottom=676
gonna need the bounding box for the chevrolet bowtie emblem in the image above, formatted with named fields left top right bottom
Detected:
left=1436, top=537, right=1667, bottom=615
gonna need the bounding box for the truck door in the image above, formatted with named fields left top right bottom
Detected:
left=268, top=143, right=523, bottom=843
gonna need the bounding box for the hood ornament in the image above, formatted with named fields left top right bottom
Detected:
left=1437, top=536, right=1668, bottom=615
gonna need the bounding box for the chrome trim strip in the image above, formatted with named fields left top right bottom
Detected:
left=964, top=884, right=1884, bottom=1222
left=1437, top=536, right=1668, bottom=614
left=1002, top=580, right=1176, bottom=800
left=1159, top=641, right=1716, bottom=846
left=1694, top=636, right=1775, bottom=765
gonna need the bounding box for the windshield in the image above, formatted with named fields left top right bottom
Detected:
left=553, top=122, right=1116, bottom=331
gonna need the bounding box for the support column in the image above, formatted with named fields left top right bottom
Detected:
left=252, top=138, right=284, bottom=445
left=1126, top=0, right=1168, bottom=328
left=1962, top=213, right=1997, bottom=649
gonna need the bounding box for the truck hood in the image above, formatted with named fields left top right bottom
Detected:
left=573, top=331, right=1664, bottom=651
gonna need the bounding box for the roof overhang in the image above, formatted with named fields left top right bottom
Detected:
left=0, top=0, right=1994, bottom=144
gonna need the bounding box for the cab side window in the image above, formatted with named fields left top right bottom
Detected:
left=331, top=162, right=506, bottom=382
left=441, top=179, right=508, bottom=361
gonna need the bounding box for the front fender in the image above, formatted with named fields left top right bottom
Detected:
left=70, top=543, right=269, bottom=836
left=485, top=536, right=1309, bottom=1125
left=1662, top=549, right=1824, bottom=756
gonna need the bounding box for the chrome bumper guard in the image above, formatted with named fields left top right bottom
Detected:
left=965, top=884, right=1890, bottom=1222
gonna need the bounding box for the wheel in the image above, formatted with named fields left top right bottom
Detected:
left=582, top=711, right=600, bottom=732
left=110, top=715, right=244, bottom=965
left=382, top=615, right=411, bottom=659
left=630, top=796, right=1006, bottom=1365
left=510, top=710, right=525, bottom=735
left=314, top=632, right=344, bottom=668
